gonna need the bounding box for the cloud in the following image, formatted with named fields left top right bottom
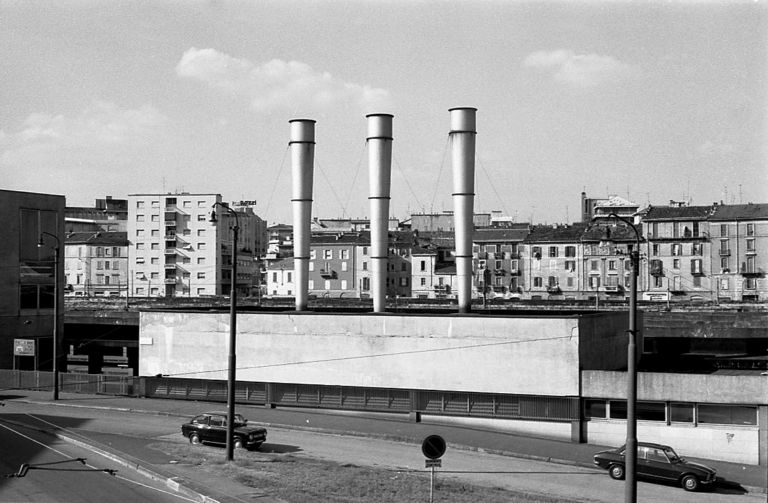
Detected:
left=176, top=47, right=392, bottom=113
left=697, top=140, right=736, bottom=157
left=523, top=49, right=637, bottom=88
left=0, top=101, right=168, bottom=167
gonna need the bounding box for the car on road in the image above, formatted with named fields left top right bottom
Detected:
left=593, top=442, right=717, bottom=491
left=181, top=411, right=267, bottom=450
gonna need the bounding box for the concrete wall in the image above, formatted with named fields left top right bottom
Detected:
left=586, top=420, right=759, bottom=464
left=139, top=311, right=625, bottom=397
left=582, top=370, right=768, bottom=404
left=425, top=414, right=574, bottom=441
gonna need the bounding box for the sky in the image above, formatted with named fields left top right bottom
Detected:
left=1, top=0, right=766, bottom=226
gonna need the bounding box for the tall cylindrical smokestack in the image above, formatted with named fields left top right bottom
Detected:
left=367, top=114, right=394, bottom=313
left=289, top=119, right=316, bottom=311
left=449, top=107, right=477, bottom=313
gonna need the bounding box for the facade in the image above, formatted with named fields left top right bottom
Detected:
left=411, top=248, right=439, bottom=299
left=523, top=224, right=587, bottom=300
left=64, top=231, right=129, bottom=297
left=265, top=257, right=295, bottom=297
left=708, top=203, right=768, bottom=302
left=0, top=189, right=65, bottom=370
left=310, top=233, right=361, bottom=298
left=472, top=228, right=528, bottom=299
left=641, top=205, right=714, bottom=302
left=581, top=222, right=644, bottom=301
left=127, top=193, right=261, bottom=298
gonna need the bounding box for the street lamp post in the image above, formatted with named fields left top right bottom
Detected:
left=210, top=203, right=239, bottom=462
left=608, top=213, right=640, bottom=503
left=38, top=231, right=60, bottom=401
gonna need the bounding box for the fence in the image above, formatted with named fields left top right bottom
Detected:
left=0, top=370, right=580, bottom=423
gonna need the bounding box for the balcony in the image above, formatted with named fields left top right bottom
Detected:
left=740, top=265, right=764, bottom=277
left=164, top=248, right=177, bottom=255
left=164, top=278, right=177, bottom=284
left=434, top=284, right=451, bottom=293
left=546, top=285, right=561, bottom=294
left=494, top=268, right=506, bottom=275
left=320, top=268, right=336, bottom=279
left=603, top=285, right=623, bottom=293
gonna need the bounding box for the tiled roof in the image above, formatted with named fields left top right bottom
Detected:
left=266, top=257, right=294, bottom=270
left=65, top=231, right=128, bottom=246
left=709, top=203, right=768, bottom=221
left=642, top=205, right=715, bottom=221
left=472, top=228, right=529, bottom=242
left=523, top=223, right=588, bottom=243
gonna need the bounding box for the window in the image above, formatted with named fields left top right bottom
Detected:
left=584, top=399, right=606, bottom=419
left=692, top=221, right=700, bottom=237
left=672, top=259, right=680, bottom=270
left=362, top=277, right=370, bottom=290
left=420, top=278, right=426, bottom=286
left=746, top=239, right=755, bottom=252
left=495, top=260, right=502, bottom=270
left=533, top=277, right=542, bottom=287
left=636, top=402, right=665, bottom=421
left=720, top=257, right=729, bottom=271
left=341, top=262, right=348, bottom=272
left=309, top=262, right=314, bottom=272
left=362, top=261, right=367, bottom=271
left=198, top=229, right=206, bottom=237
left=197, top=272, right=205, bottom=279
left=692, top=243, right=702, bottom=256
left=399, top=277, right=408, bottom=286
left=532, top=246, right=542, bottom=258
left=272, top=272, right=277, bottom=282
left=590, top=260, right=598, bottom=271
left=310, top=250, right=316, bottom=259
left=198, top=243, right=206, bottom=250
left=566, top=277, right=574, bottom=287
left=485, top=244, right=497, bottom=253
left=652, top=244, right=659, bottom=256
left=136, top=214, right=145, bottom=222
left=136, top=201, right=145, bottom=209
left=341, top=249, right=349, bottom=260
left=690, top=259, right=703, bottom=275
left=673, top=222, right=680, bottom=238
left=565, top=246, right=576, bottom=257
left=654, top=276, right=663, bottom=288
left=421, top=260, right=426, bottom=271
left=197, top=258, right=205, bottom=265
left=183, top=201, right=191, bottom=208
left=166, top=197, right=177, bottom=206
left=401, top=262, right=407, bottom=272
left=609, top=400, right=627, bottom=419
left=720, top=278, right=729, bottom=290
left=362, top=246, right=368, bottom=255
left=670, top=403, right=693, bottom=423
left=651, top=222, right=658, bottom=237
left=589, top=276, right=600, bottom=289
left=151, top=258, right=159, bottom=265
left=608, top=260, right=617, bottom=271
left=720, top=224, right=728, bottom=237
left=287, top=272, right=292, bottom=282
left=746, top=223, right=755, bottom=236
left=198, top=201, right=206, bottom=208
left=341, top=280, right=348, bottom=289
left=548, top=246, right=558, bottom=257
left=197, top=214, right=206, bottom=221
left=697, top=404, right=757, bottom=425
left=548, top=276, right=557, bottom=287
left=745, top=278, right=756, bottom=290
left=323, top=249, right=332, bottom=260
left=151, top=214, right=159, bottom=222
left=324, top=280, right=331, bottom=290
left=136, top=229, right=145, bottom=237
left=308, top=280, right=314, bottom=289
left=671, top=243, right=682, bottom=256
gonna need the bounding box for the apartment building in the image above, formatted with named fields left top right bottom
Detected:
left=411, top=247, right=439, bottom=299
left=581, top=222, right=643, bottom=300
left=641, top=205, right=713, bottom=301
left=65, top=196, right=128, bottom=233
left=472, top=227, right=528, bottom=298
left=708, top=203, right=768, bottom=302
left=64, top=231, right=128, bottom=297
left=309, top=233, right=362, bottom=298
left=523, top=224, right=587, bottom=300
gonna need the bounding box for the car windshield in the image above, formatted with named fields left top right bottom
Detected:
left=663, top=447, right=681, bottom=463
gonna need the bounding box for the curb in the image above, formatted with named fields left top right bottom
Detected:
left=12, top=397, right=767, bottom=497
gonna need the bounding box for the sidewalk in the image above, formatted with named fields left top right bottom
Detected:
left=2, top=389, right=765, bottom=500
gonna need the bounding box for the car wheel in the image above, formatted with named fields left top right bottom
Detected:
left=682, top=475, right=699, bottom=492
left=189, top=433, right=201, bottom=445
left=609, top=464, right=625, bottom=480
left=233, top=437, right=244, bottom=449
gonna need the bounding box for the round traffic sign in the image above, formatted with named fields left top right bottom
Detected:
left=421, top=434, right=446, bottom=460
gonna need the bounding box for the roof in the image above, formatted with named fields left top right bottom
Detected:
left=523, top=223, right=588, bottom=244
left=582, top=223, right=644, bottom=243
left=65, top=231, right=128, bottom=246
left=473, top=228, right=529, bottom=242
left=266, top=257, right=294, bottom=270
left=709, top=203, right=768, bottom=221
left=642, top=205, right=715, bottom=221
left=594, top=195, right=638, bottom=208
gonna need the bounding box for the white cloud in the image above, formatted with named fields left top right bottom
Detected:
left=176, top=47, right=392, bottom=113
left=523, top=49, right=636, bottom=88
left=0, top=101, right=168, bottom=167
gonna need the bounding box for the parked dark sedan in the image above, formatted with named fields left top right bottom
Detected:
left=181, top=411, right=267, bottom=450
left=593, top=442, right=717, bottom=491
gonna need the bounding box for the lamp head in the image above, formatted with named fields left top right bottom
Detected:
left=209, top=210, right=217, bottom=224
left=37, top=235, right=44, bottom=248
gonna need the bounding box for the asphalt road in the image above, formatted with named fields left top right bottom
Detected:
left=1, top=398, right=764, bottom=503
left=0, top=419, right=192, bottom=503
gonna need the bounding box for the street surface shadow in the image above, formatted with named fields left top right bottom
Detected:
left=0, top=395, right=27, bottom=401
left=258, top=443, right=301, bottom=454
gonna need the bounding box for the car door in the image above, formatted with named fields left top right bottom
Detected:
left=207, top=415, right=227, bottom=444
left=642, top=446, right=677, bottom=481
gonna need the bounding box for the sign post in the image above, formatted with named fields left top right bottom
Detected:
left=421, top=435, right=446, bottom=503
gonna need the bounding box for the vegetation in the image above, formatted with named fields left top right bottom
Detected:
left=154, top=442, right=586, bottom=503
